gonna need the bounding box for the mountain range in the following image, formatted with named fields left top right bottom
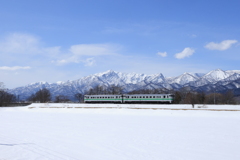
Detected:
left=9, top=69, right=240, bottom=101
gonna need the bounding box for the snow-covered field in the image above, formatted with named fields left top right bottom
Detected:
left=1, top=104, right=240, bottom=160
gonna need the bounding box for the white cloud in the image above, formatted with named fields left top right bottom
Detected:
left=0, top=33, right=120, bottom=67
left=191, top=34, right=197, bottom=38
left=84, top=58, right=95, bottom=66
left=0, top=33, right=40, bottom=54
left=0, top=66, right=31, bottom=71
left=157, top=52, right=167, bottom=57
left=0, top=33, right=62, bottom=58
left=205, top=40, right=238, bottom=51
left=69, top=44, right=118, bottom=56
left=175, top=48, right=195, bottom=59
left=55, top=44, right=120, bottom=65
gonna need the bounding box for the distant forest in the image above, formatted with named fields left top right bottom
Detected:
left=1, top=82, right=239, bottom=106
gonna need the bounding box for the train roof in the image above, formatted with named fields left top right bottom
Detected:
left=85, top=94, right=173, bottom=96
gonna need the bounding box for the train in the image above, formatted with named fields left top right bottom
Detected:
left=84, top=94, right=174, bottom=104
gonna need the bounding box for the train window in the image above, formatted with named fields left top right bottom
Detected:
left=143, top=96, right=145, bottom=98
left=164, top=96, right=165, bottom=98
left=153, top=96, right=155, bottom=98
left=140, top=96, right=141, bottom=98
left=150, top=96, right=152, bottom=98
left=146, top=96, right=148, bottom=98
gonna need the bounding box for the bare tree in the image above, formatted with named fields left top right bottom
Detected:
left=204, top=93, right=223, bottom=104
left=181, top=92, right=199, bottom=108
left=28, top=88, right=51, bottom=103
left=173, top=91, right=181, bottom=104
left=55, top=95, right=70, bottom=103
left=75, top=93, right=83, bottom=103
left=86, top=84, right=123, bottom=95
left=222, top=90, right=236, bottom=104
left=196, top=92, right=206, bottom=104
left=0, top=82, right=16, bottom=106
left=108, top=84, right=123, bottom=94
left=86, top=85, right=105, bottom=95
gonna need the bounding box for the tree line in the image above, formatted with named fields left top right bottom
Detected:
left=26, top=84, right=123, bottom=103
left=27, top=88, right=84, bottom=103
left=0, top=82, right=17, bottom=106
left=1, top=82, right=239, bottom=105
left=173, top=87, right=237, bottom=107
left=85, top=85, right=238, bottom=105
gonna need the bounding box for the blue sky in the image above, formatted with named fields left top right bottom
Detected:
left=0, top=0, right=240, bottom=88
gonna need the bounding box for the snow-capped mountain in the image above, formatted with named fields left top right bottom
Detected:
left=168, top=72, right=199, bottom=85
left=9, top=69, right=240, bottom=101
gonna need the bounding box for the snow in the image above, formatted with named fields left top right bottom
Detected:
left=9, top=69, right=240, bottom=101
left=169, top=72, right=199, bottom=85
left=203, top=69, right=231, bottom=82
left=1, top=104, right=240, bottom=160
left=226, top=70, right=240, bottom=75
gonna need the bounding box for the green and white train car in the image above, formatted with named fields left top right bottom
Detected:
left=84, top=94, right=174, bottom=104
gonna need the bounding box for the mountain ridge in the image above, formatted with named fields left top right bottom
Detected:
left=9, top=69, right=240, bottom=101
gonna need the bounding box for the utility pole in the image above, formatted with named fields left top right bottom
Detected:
left=214, top=87, right=216, bottom=104
left=121, top=94, right=126, bottom=103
